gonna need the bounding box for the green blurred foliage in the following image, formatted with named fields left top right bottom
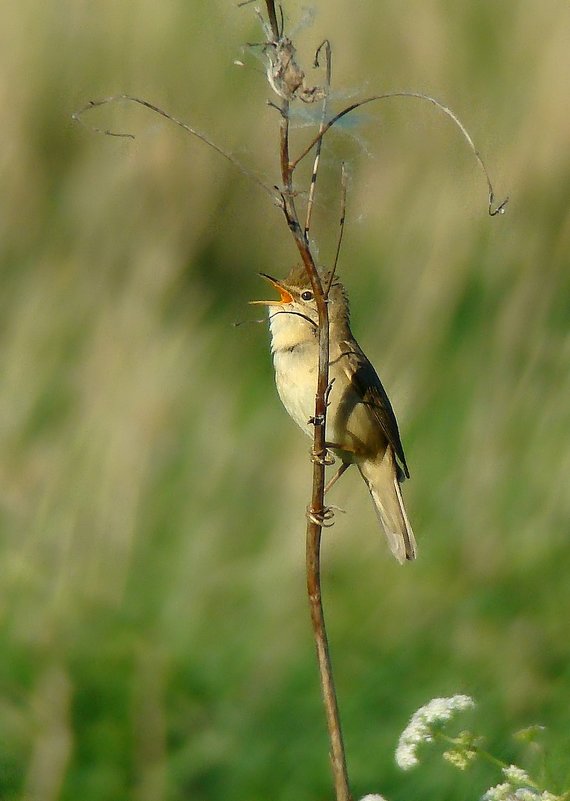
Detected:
left=0, top=1, right=569, bottom=799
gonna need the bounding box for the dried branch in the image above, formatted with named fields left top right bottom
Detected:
left=264, top=0, right=281, bottom=40
left=72, top=94, right=278, bottom=203
left=261, top=3, right=352, bottom=798
left=290, top=91, right=509, bottom=216
left=304, top=39, right=332, bottom=239
left=327, top=162, right=348, bottom=295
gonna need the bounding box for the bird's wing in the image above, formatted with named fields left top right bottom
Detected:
left=340, top=340, right=410, bottom=479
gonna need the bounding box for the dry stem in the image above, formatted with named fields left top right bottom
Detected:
left=264, top=2, right=352, bottom=799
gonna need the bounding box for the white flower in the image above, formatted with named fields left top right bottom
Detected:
left=481, top=778, right=561, bottom=801
left=395, top=695, right=475, bottom=769
left=443, top=748, right=474, bottom=770
left=359, top=795, right=389, bottom=801
left=504, top=765, right=532, bottom=786
left=482, top=782, right=516, bottom=801
left=513, top=790, right=540, bottom=801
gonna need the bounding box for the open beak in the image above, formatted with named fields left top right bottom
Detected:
left=249, top=273, right=294, bottom=306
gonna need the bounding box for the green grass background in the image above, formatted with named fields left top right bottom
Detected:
left=1, top=1, right=569, bottom=799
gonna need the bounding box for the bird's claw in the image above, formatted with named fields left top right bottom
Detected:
left=306, top=505, right=336, bottom=527
left=310, top=448, right=335, bottom=466
left=324, top=377, right=335, bottom=406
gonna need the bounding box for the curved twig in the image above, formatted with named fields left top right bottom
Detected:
left=326, top=161, right=348, bottom=296
left=72, top=94, right=278, bottom=202
left=264, top=0, right=281, bottom=40
left=304, top=39, right=332, bottom=239
left=290, top=91, right=509, bottom=216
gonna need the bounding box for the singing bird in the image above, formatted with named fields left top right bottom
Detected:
left=252, top=265, right=416, bottom=563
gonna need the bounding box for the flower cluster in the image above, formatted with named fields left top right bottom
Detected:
left=482, top=765, right=562, bottom=801
left=483, top=788, right=559, bottom=801
left=359, top=795, right=389, bottom=801
left=395, top=694, right=475, bottom=770
left=394, top=696, right=565, bottom=801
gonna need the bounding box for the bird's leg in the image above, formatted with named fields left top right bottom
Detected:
left=324, top=462, right=351, bottom=495
left=306, top=464, right=349, bottom=525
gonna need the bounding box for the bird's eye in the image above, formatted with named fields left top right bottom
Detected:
left=301, top=290, right=313, bottom=301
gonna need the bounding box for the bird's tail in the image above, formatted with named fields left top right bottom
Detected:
left=358, top=447, right=416, bottom=564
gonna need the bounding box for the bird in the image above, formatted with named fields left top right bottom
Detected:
left=251, top=264, right=416, bottom=563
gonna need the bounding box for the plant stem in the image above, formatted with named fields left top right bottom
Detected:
left=279, top=97, right=352, bottom=801
left=263, top=2, right=352, bottom=795
left=306, top=525, right=352, bottom=801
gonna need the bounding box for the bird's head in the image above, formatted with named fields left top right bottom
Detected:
left=250, top=265, right=349, bottom=334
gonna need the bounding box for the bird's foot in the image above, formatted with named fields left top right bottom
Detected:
left=306, top=505, right=336, bottom=527
left=310, top=447, right=335, bottom=466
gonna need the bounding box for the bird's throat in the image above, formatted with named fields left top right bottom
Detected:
left=267, top=306, right=317, bottom=354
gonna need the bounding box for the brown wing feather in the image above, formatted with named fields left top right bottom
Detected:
left=341, top=340, right=410, bottom=479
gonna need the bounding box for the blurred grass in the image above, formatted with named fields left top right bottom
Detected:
left=0, top=0, right=569, bottom=799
